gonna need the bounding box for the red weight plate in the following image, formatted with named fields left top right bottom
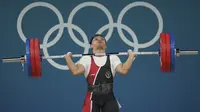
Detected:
left=160, top=33, right=166, bottom=72
left=163, top=33, right=168, bottom=72
left=30, top=39, right=36, bottom=77
left=34, top=38, right=42, bottom=78
left=165, top=33, right=171, bottom=72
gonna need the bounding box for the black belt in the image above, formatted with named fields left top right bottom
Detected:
left=88, top=83, right=113, bottom=94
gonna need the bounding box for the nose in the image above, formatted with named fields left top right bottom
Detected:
left=98, top=39, right=104, bottom=43
left=98, top=38, right=104, bottom=41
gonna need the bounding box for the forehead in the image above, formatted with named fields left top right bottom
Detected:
left=90, top=35, right=106, bottom=44
left=93, top=36, right=104, bottom=39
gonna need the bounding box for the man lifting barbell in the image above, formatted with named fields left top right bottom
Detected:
left=2, top=33, right=198, bottom=76
left=64, top=34, right=136, bottom=112
left=1, top=33, right=198, bottom=112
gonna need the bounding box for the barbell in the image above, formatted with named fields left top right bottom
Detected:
left=2, top=33, right=198, bottom=78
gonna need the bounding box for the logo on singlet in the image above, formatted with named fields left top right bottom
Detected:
left=105, top=71, right=111, bottom=79
left=90, top=74, right=95, bottom=76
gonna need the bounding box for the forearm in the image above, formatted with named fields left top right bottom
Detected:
left=65, top=56, right=78, bottom=75
left=122, top=56, right=136, bottom=73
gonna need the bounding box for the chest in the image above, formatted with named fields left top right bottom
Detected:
left=87, top=56, right=113, bottom=84
left=92, top=56, right=107, bottom=66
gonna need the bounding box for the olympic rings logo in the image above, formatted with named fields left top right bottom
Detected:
left=17, top=1, right=163, bottom=70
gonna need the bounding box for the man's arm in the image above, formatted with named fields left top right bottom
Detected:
left=115, top=50, right=136, bottom=75
left=64, top=52, right=85, bottom=76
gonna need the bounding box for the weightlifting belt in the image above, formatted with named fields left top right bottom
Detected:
left=88, top=83, right=113, bottom=94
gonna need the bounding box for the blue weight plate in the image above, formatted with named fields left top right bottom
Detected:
left=26, top=39, right=31, bottom=76
left=170, top=33, right=175, bottom=72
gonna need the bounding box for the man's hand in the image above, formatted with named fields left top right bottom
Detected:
left=115, top=49, right=136, bottom=75
left=127, top=49, right=136, bottom=59
left=64, top=52, right=72, bottom=59
left=64, top=52, right=85, bottom=76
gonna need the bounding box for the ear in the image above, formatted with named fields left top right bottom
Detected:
left=90, top=44, right=93, bottom=49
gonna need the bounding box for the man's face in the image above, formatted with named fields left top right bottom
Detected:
left=90, top=36, right=107, bottom=50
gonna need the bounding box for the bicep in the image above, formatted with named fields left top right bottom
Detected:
left=74, top=64, right=85, bottom=75
left=115, top=63, right=128, bottom=75
left=110, top=55, right=124, bottom=75
left=115, top=63, right=123, bottom=74
left=75, top=56, right=90, bottom=76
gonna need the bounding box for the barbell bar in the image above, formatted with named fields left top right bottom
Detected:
left=2, top=33, right=198, bottom=78
left=2, top=50, right=197, bottom=62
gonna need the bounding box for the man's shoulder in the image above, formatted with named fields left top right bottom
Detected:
left=109, top=55, right=120, bottom=59
left=78, top=56, right=91, bottom=65
left=80, top=55, right=91, bottom=60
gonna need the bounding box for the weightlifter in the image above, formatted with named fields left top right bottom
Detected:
left=64, top=34, right=136, bottom=112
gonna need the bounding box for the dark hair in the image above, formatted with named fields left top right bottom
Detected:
left=89, top=34, right=105, bottom=45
